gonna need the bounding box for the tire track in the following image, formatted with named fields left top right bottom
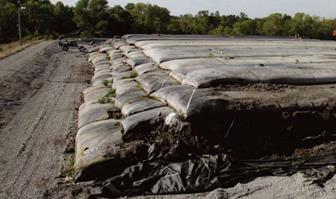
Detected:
left=0, top=42, right=91, bottom=198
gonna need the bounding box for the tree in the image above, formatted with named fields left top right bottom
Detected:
left=108, top=5, right=133, bottom=36
left=232, top=19, right=257, bottom=35
left=23, top=0, right=55, bottom=35
left=126, top=3, right=170, bottom=33
left=311, top=17, right=336, bottom=39
left=208, top=11, right=221, bottom=30
left=193, top=11, right=211, bottom=34
left=290, top=13, right=314, bottom=38
left=209, top=25, right=225, bottom=35
left=1, top=0, right=336, bottom=43
left=220, top=14, right=241, bottom=28
left=74, top=0, right=91, bottom=36
left=262, top=13, right=286, bottom=36
left=167, top=16, right=182, bottom=34
left=0, top=0, right=17, bottom=42
left=54, top=1, right=77, bottom=35
left=178, top=14, right=194, bottom=34
left=74, top=0, right=110, bottom=37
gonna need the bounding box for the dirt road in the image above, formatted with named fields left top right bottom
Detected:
left=0, top=41, right=91, bottom=199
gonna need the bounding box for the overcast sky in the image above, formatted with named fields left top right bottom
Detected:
left=51, top=0, right=336, bottom=18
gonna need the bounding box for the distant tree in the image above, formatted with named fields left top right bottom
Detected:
left=73, top=0, right=92, bottom=36
left=290, top=12, right=314, bottom=38
left=108, top=5, right=133, bottom=36
left=262, top=13, right=286, bottom=36
left=232, top=19, right=257, bottom=35
left=54, top=1, right=77, bottom=35
left=125, top=3, right=135, bottom=12
left=126, top=3, right=170, bottom=33
left=208, top=11, right=221, bottom=28
left=23, top=0, right=55, bottom=35
left=1, top=0, right=336, bottom=43
left=149, top=5, right=170, bottom=33
left=74, top=0, right=110, bottom=37
left=209, top=25, right=225, bottom=35
left=193, top=10, right=211, bottom=34
left=254, top=18, right=265, bottom=35
left=239, top=12, right=248, bottom=20
left=0, top=0, right=17, bottom=42
left=311, top=17, right=336, bottom=39
left=167, top=16, right=182, bottom=34
left=178, top=14, right=194, bottom=34
left=220, top=14, right=241, bottom=28
left=88, top=0, right=109, bottom=36
left=282, top=14, right=292, bottom=35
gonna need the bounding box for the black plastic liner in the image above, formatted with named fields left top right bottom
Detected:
left=95, top=141, right=336, bottom=198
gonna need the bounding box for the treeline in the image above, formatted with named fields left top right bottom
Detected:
left=0, top=0, right=76, bottom=42
left=1, top=0, right=336, bottom=43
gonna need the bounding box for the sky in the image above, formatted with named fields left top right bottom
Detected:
left=51, top=0, right=336, bottom=18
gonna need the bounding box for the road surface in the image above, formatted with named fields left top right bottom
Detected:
left=0, top=41, right=91, bottom=198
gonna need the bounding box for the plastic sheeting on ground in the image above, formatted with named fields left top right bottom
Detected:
left=98, top=141, right=336, bottom=197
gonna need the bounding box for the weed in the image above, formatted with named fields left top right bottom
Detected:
left=225, top=56, right=235, bottom=60
left=98, top=89, right=116, bottom=104
left=63, top=154, right=75, bottom=178
left=102, top=79, right=111, bottom=87
left=208, top=49, right=214, bottom=58
left=106, top=89, right=116, bottom=97
left=0, top=36, right=45, bottom=59
left=98, top=97, right=107, bottom=104
left=130, top=71, right=138, bottom=78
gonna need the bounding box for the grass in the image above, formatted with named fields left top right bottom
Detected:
left=0, top=36, right=47, bottom=60
left=225, top=56, right=235, bottom=60
left=63, top=154, right=75, bottom=178
left=130, top=71, right=138, bottom=78
left=98, top=89, right=116, bottom=104
left=102, top=79, right=111, bottom=87
left=208, top=49, right=214, bottom=58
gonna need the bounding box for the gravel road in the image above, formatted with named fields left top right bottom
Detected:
left=0, top=41, right=91, bottom=199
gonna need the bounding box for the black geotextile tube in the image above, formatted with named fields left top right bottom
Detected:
left=96, top=142, right=336, bottom=198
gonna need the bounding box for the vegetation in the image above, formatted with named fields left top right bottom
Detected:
left=98, top=88, right=115, bottom=104
left=62, top=153, right=75, bottom=178
left=130, top=71, right=138, bottom=78
left=102, top=79, right=111, bottom=87
left=0, top=35, right=46, bottom=59
left=1, top=0, right=336, bottom=43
